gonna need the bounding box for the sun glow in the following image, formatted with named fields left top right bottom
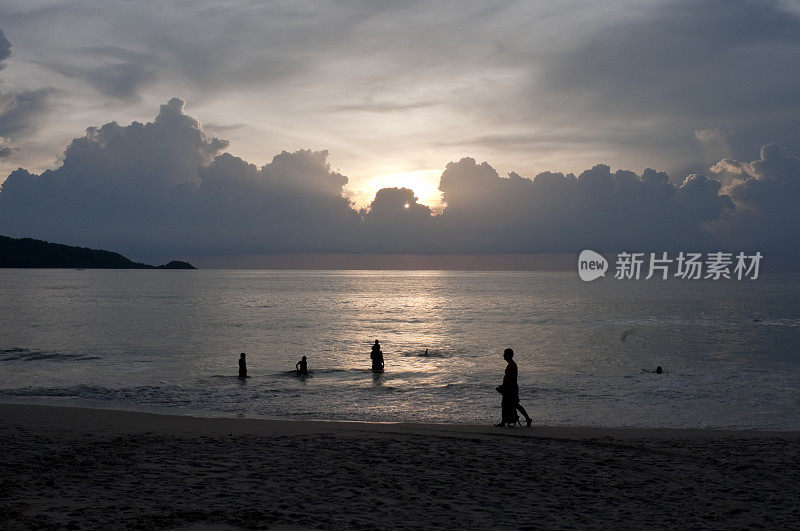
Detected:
left=357, top=169, right=444, bottom=212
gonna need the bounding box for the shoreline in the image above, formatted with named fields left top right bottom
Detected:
left=2, top=403, right=799, bottom=529
left=2, top=397, right=798, bottom=436
left=2, top=401, right=799, bottom=439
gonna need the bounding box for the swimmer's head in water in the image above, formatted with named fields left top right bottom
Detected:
left=503, top=348, right=514, bottom=360
left=656, top=366, right=663, bottom=374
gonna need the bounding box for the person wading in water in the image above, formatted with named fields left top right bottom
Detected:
left=296, top=355, right=308, bottom=375
left=238, top=352, right=247, bottom=379
left=370, top=340, right=384, bottom=372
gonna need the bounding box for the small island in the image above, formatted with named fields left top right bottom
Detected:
left=156, top=260, right=196, bottom=269
left=0, top=235, right=196, bottom=269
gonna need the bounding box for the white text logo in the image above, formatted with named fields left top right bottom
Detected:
left=578, top=250, right=608, bottom=281
left=578, top=251, right=762, bottom=281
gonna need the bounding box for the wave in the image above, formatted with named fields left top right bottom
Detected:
left=0, top=384, right=149, bottom=402
left=0, top=347, right=101, bottom=362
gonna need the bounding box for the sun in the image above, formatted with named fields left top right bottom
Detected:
left=361, top=169, right=443, bottom=211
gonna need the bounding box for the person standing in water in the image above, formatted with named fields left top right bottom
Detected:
left=495, top=348, right=532, bottom=427
left=370, top=340, right=384, bottom=372
left=238, top=352, right=247, bottom=378
left=296, top=355, right=308, bottom=375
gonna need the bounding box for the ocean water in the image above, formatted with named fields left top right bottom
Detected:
left=1, top=269, right=798, bottom=429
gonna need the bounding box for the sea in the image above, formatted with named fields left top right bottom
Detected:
left=1, top=269, right=798, bottom=429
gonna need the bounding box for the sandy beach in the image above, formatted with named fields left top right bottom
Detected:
left=1, top=403, right=798, bottom=529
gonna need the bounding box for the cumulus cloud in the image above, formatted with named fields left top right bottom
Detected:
left=191, top=150, right=359, bottom=255
left=0, top=99, right=358, bottom=260
left=434, top=158, right=733, bottom=253
left=361, top=187, right=435, bottom=252
left=261, top=149, right=348, bottom=197
left=0, top=99, right=798, bottom=262
left=709, top=143, right=800, bottom=255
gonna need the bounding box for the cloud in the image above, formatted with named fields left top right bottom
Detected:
left=0, top=29, right=10, bottom=66
left=43, top=46, right=155, bottom=100
left=191, top=149, right=359, bottom=255
left=0, top=99, right=358, bottom=260
left=3, top=1, right=800, bottom=190
left=527, top=0, right=800, bottom=173
left=261, top=149, right=348, bottom=197
left=709, top=143, right=800, bottom=255
left=0, top=99, right=798, bottom=262
left=59, top=63, right=151, bottom=101
left=434, top=157, right=733, bottom=253
left=0, top=89, right=51, bottom=138
left=0, top=132, right=14, bottom=159
left=0, top=28, right=50, bottom=141
left=694, top=128, right=733, bottom=169
left=361, top=187, right=435, bottom=252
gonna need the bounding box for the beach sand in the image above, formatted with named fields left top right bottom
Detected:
left=1, top=403, right=798, bottom=529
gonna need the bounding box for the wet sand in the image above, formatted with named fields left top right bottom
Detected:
left=1, top=403, right=798, bottom=529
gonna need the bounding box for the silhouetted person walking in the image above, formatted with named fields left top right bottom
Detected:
left=238, top=352, right=247, bottom=378
left=495, top=348, right=532, bottom=427
left=296, top=355, right=308, bottom=375
left=371, top=340, right=384, bottom=372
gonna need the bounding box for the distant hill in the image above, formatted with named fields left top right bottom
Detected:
left=156, top=260, right=196, bottom=269
left=0, top=235, right=196, bottom=269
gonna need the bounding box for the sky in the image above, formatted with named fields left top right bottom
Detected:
left=1, top=0, right=799, bottom=263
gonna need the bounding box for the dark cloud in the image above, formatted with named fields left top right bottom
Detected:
left=361, top=187, right=435, bottom=252
left=544, top=0, right=800, bottom=113
left=0, top=28, right=50, bottom=140
left=0, top=145, right=14, bottom=158
left=261, top=149, right=348, bottom=197
left=0, top=97, right=231, bottom=257
left=0, top=29, right=10, bottom=67
left=0, top=99, right=797, bottom=262
left=534, top=0, right=800, bottom=167
left=0, top=99, right=358, bottom=261
left=191, top=150, right=359, bottom=255
left=434, top=158, right=733, bottom=253
left=47, top=46, right=154, bottom=100
left=708, top=143, right=800, bottom=256
left=0, top=89, right=51, bottom=138
left=68, top=62, right=151, bottom=100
